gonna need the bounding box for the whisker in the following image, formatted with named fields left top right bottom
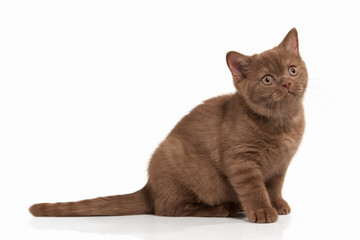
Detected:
left=303, top=76, right=336, bottom=118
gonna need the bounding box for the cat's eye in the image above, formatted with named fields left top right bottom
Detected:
left=288, top=66, right=298, bottom=76
left=261, top=75, right=274, bottom=86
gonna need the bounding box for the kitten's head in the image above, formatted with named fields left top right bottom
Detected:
left=226, top=28, right=308, bottom=117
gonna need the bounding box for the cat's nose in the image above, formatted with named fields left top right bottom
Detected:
left=283, top=82, right=291, bottom=90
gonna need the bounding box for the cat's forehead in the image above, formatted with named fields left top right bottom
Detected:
left=252, top=48, right=294, bottom=75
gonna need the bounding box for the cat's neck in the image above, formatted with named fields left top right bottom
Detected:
left=230, top=92, right=304, bottom=134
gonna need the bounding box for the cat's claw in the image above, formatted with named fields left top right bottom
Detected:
left=272, top=199, right=291, bottom=215
left=247, top=206, right=278, bottom=223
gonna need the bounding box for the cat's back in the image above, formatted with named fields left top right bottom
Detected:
left=148, top=93, right=234, bottom=178
left=172, top=94, right=234, bottom=137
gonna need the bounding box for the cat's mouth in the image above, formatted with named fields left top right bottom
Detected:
left=281, top=90, right=297, bottom=102
left=287, top=91, right=295, bottom=95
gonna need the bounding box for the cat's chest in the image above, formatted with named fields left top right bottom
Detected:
left=268, top=132, right=300, bottom=159
left=257, top=128, right=303, bottom=177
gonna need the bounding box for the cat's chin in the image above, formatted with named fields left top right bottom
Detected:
left=255, top=99, right=302, bottom=118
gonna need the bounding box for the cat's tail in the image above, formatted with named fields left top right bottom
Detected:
left=29, top=184, right=153, bottom=217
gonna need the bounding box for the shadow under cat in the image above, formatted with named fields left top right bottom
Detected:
left=30, top=214, right=291, bottom=240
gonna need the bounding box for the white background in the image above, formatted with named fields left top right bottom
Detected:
left=1, top=0, right=359, bottom=239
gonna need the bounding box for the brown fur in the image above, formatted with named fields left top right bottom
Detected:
left=30, top=28, right=307, bottom=223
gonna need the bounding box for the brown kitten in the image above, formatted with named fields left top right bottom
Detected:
left=30, top=28, right=307, bottom=223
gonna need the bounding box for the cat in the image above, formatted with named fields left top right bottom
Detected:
left=29, top=28, right=307, bottom=223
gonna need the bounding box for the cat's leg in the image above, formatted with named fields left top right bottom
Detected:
left=265, top=171, right=291, bottom=215
left=222, top=202, right=243, bottom=217
left=180, top=203, right=231, bottom=217
left=184, top=202, right=244, bottom=217
left=180, top=166, right=242, bottom=215
left=151, top=180, right=239, bottom=217
left=226, top=160, right=278, bottom=223
left=154, top=199, right=233, bottom=217
left=151, top=136, right=242, bottom=217
left=151, top=185, right=229, bottom=217
left=153, top=188, right=241, bottom=217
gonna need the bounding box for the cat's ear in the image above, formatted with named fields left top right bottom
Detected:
left=279, top=28, right=299, bottom=55
left=226, top=51, right=251, bottom=81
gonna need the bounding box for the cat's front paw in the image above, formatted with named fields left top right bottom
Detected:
left=247, top=206, right=278, bottom=223
left=272, top=199, right=291, bottom=215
